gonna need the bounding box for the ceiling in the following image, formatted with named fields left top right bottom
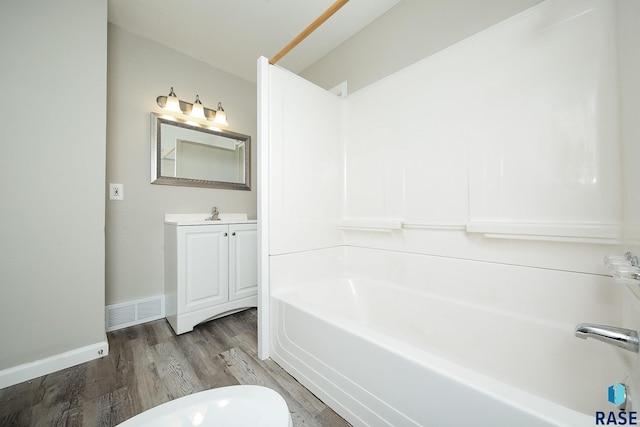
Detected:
left=108, top=0, right=402, bottom=83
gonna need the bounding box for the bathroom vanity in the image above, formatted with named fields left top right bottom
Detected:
left=164, top=214, right=257, bottom=334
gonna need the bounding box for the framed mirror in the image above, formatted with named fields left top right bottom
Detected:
left=150, top=113, right=251, bottom=190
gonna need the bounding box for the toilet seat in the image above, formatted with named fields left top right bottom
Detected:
left=117, top=385, right=292, bottom=427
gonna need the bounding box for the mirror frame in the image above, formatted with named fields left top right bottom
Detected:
left=150, top=113, right=251, bottom=190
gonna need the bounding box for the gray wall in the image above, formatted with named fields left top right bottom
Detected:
left=301, top=0, right=544, bottom=92
left=619, top=0, right=640, bottom=250
left=0, top=0, right=107, bottom=370
left=106, top=25, right=257, bottom=305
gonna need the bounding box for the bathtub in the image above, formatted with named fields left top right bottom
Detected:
left=270, top=273, right=627, bottom=427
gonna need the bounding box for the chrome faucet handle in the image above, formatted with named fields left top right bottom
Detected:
left=604, top=252, right=640, bottom=285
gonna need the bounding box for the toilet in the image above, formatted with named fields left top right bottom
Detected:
left=117, top=385, right=293, bottom=426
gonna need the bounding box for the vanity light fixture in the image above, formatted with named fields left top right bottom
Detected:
left=156, top=87, right=229, bottom=126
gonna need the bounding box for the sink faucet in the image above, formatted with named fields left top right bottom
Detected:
left=575, top=323, right=639, bottom=353
left=209, top=206, right=219, bottom=221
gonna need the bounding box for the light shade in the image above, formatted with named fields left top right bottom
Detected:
left=190, top=95, right=206, bottom=119
left=213, top=102, right=228, bottom=126
left=165, top=87, right=181, bottom=113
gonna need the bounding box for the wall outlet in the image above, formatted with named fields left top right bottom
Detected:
left=109, top=183, right=124, bottom=201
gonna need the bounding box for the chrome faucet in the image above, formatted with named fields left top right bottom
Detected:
left=208, top=206, right=219, bottom=221
left=575, top=323, right=639, bottom=353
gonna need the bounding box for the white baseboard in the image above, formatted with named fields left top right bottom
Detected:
left=0, top=338, right=109, bottom=389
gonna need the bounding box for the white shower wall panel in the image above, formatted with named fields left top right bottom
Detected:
left=345, top=63, right=469, bottom=224
left=465, top=0, right=620, bottom=226
left=344, top=246, right=620, bottom=327
left=267, top=66, right=344, bottom=255
left=269, top=246, right=346, bottom=294
left=345, top=0, right=620, bottom=233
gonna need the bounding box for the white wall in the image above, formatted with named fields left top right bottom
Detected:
left=618, top=0, right=640, bottom=250
left=106, top=25, right=257, bottom=305
left=0, top=0, right=107, bottom=379
left=616, top=0, right=640, bottom=395
left=301, top=0, right=544, bottom=92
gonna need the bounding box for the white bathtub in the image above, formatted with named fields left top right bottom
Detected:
left=270, top=272, right=627, bottom=426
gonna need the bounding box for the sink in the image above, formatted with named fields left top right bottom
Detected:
left=218, top=213, right=248, bottom=221
left=164, top=213, right=250, bottom=225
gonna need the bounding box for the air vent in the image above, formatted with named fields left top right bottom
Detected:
left=106, top=295, right=165, bottom=332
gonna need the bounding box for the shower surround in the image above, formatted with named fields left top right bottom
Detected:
left=258, top=0, right=640, bottom=425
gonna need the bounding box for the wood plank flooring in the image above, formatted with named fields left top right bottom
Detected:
left=0, top=309, right=351, bottom=427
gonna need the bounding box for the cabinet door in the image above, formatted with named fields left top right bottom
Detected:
left=228, top=223, right=257, bottom=301
left=179, top=225, right=229, bottom=312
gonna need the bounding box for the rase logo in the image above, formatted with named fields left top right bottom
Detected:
left=610, top=383, right=628, bottom=408
left=596, top=383, right=638, bottom=425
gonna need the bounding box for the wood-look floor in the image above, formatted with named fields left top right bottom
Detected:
left=0, top=309, right=351, bottom=427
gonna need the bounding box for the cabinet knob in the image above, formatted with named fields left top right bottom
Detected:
left=232, top=232, right=236, bottom=236
left=224, top=232, right=228, bottom=237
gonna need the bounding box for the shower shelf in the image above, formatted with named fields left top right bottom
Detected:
left=338, top=220, right=467, bottom=232
left=338, top=219, right=403, bottom=231
left=465, top=221, right=622, bottom=244
left=402, top=222, right=466, bottom=230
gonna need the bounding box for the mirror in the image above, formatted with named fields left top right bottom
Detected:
left=150, top=113, right=251, bottom=190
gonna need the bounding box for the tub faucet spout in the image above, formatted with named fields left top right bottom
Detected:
left=575, top=323, right=639, bottom=353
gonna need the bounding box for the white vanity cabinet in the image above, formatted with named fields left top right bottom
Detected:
left=164, top=219, right=257, bottom=335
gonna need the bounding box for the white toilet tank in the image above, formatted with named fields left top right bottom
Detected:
left=117, top=385, right=292, bottom=427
